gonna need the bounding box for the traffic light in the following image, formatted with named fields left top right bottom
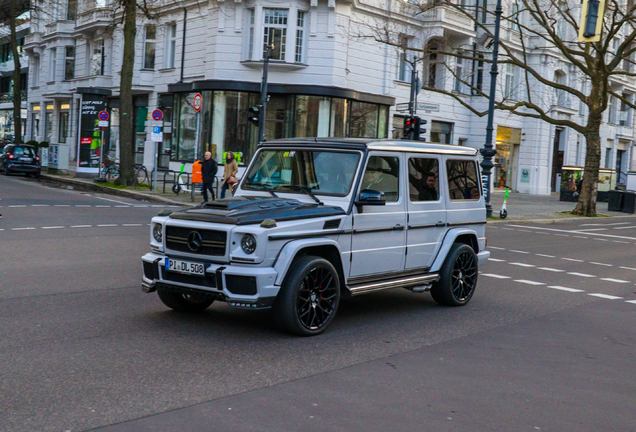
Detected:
left=403, top=116, right=416, bottom=140
left=248, top=106, right=260, bottom=126
left=578, top=0, right=605, bottom=42
left=415, top=117, right=427, bottom=136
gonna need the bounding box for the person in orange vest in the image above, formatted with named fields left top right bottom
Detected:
left=201, top=151, right=218, bottom=203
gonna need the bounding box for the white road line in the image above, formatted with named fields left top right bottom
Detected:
left=488, top=258, right=506, bottom=262
left=573, top=236, right=588, bottom=239
left=562, top=258, right=584, bottom=262
left=517, top=229, right=532, bottom=233
left=481, top=273, right=511, bottom=279
left=556, top=234, right=569, bottom=237
left=536, top=232, right=550, bottom=235
left=115, top=205, right=131, bottom=208
left=579, top=223, right=603, bottom=227
left=590, top=262, right=613, bottom=267
left=577, top=228, right=608, bottom=231
left=97, top=224, right=118, bottom=227
left=95, top=196, right=137, bottom=205
left=95, top=205, right=111, bottom=208
left=600, top=278, right=630, bottom=284
left=488, top=246, right=506, bottom=250
left=509, top=224, right=636, bottom=241
left=75, top=205, right=91, bottom=207
left=613, top=226, right=636, bottom=230
left=31, top=204, right=50, bottom=207
left=41, top=226, right=64, bottom=229
left=538, top=267, right=565, bottom=272
left=567, top=272, right=596, bottom=278
left=122, top=223, right=143, bottom=227
left=588, top=293, right=623, bottom=300
left=8, top=205, right=26, bottom=208
left=536, top=254, right=555, bottom=258
left=70, top=225, right=92, bottom=228
left=613, top=241, right=630, bottom=244
left=514, top=280, right=545, bottom=286
left=606, top=222, right=632, bottom=226
left=619, top=266, right=636, bottom=271
left=625, top=300, right=636, bottom=304
left=510, top=250, right=530, bottom=254
left=54, top=205, right=70, bottom=207
left=592, top=238, right=609, bottom=242
left=12, top=227, right=35, bottom=230
left=548, top=286, right=585, bottom=293
left=510, top=262, right=536, bottom=268
left=133, top=205, right=149, bottom=208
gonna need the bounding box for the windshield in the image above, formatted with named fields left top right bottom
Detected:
left=243, top=150, right=360, bottom=196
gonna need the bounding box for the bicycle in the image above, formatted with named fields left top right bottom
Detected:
left=101, top=156, right=120, bottom=182
left=134, top=164, right=149, bottom=188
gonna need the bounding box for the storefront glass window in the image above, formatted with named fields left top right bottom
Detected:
left=0, top=110, right=14, bottom=144
left=330, top=98, right=347, bottom=137
left=31, top=110, right=39, bottom=141
left=108, top=107, right=119, bottom=158
left=295, top=96, right=331, bottom=137
left=59, top=111, right=69, bottom=143
left=135, top=106, right=147, bottom=154
left=210, top=91, right=253, bottom=164
left=175, top=93, right=197, bottom=161
left=378, top=106, right=389, bottom=138
left=349, top=101, right=378, bottom=138
left=45, top=111, right=53, bottom=142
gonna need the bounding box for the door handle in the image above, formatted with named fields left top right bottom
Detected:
left=435, top=221, right=446, bottom=227
left=394, top=224, right=405, bottom=231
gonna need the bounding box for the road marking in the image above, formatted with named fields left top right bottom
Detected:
left=548, top=286, right=584, bottom=293
left=70, top=225, right=92, bottom=228
left=8, top=205, right=26, bottom=208
left=115, top=205, right=131, bottom=208
left=536, top=232, right=550, bottom=235
left=613, top=226, right=636, bottom=230
left=75, top=205, right=91, bottom=207
left=592, top=238, right=609, bottom=242
left=488, top=258, right=506, bottom=262
left=613, top=241, right=630, bottom=244
left=619, top=266, right=636, bottom=271
left=12, top=227, right=36, bottom=230
left=54, top=205, right=70, bottom=207
left=510, top=250, right=530, bottom=254
left=41, top=226, right=64, bottom=229
left=567, top=272, right=596, bottom=278
left=95, top=205, right=111, bottom=208
left=510, top=262, right=536, bottom=268
left=556, top=234, right=569, bottom=237
left=517, top=229, right=532, bottom=233
left=600, top=278, right=630, bottom=284
left=95, top=196, right=137, bottom=205
left=536, top=254, right=555, bottom=258
left=538, top=267, right=565, bottom=272
left=514, top=280, right=545, bottom=286
left=588, top=293, right=623, bottom=300
left=625, top=300, right=636, bottom=304
left=134, top=205, right=149, bottom=208
left=31, top=204, right=50, bottom=207
left=562, top=258, right=584, bottom=262
left=481, top=273, right=511, bottom=279
left=488, top=246, right=506, bottom=250
left=122, top=223, right=143, bottom=227
left=573, top=236, right=588, bottom=239
left=509, top=224, right=636, bottom=241
left=579, top=223, right=603, bottom=227
left=97, top=224, right=118, bottom=227
left=606, top=222, right=632, bottom=226
left=577, top=228, right=608, bottom=231
left=590, top=262, right=613, bottom=267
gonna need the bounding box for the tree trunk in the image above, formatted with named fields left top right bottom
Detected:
left=9, top=2, right=22, bottom=144
left=572, top=113, right=602, bottom=217
left=115, top=0, right=136, bottom=186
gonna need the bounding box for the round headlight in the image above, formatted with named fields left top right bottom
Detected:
left=241, top=234, right=257, bottom=254
left=153, top=224, right=163, bottom=243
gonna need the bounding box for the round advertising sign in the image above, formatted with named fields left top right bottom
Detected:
left=98, top=111, right=109, bottom=121
left=193, top=93, right=203, bottom=112
left=152, top=109, right=164, bottom=121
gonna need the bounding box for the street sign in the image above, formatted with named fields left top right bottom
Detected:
left=152, top=109, right=163, bottom=121
left=193, top=93, right=203, bottom=112
left=396, top=103, right=410, bottom=112
left=151, top=126, right=163, bottom=142
left=98, top=111, right=109, bottom=121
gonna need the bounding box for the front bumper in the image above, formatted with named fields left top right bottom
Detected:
left=477, top=250, right=490, bottom=267
left=141, top=252, right=279, bottom=309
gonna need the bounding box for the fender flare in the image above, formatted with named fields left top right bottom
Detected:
left=429, top=228, right=479, bottom=273
left=273, top=238, right=343, bottom=286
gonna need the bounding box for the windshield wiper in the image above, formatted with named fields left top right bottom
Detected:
left=284, top=185, right=323, bottom=205
left=245, top=183, right=278, bottom=197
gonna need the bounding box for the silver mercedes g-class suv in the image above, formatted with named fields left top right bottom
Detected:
left=142, top=138, right=489, bottom=336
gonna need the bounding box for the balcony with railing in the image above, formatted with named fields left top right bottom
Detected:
left=420, top=4, right=475, bottom=36
left=75, top=1, right=114, bottom=35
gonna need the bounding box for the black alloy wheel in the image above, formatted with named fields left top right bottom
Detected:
left=157, top=287, right=214, bottom=312
left=273, top=256, right=340, bottom=336
left=430, top=243, right=478, bottom=306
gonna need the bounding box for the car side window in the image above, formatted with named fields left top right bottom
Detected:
left=446, top=159, right=481, bottom=201
left=408, top=157, right=439, bottom=202
left=361, top=155, right=400, bottom=203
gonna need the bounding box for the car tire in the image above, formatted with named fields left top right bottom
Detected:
left=272, top=256, right=341, bottom=336
left=430, top=243, right=478, bottom=307
left=157, top=287, right=214, bottom=312
left=34, top=172, right=41, bottom=179
left=3, top=165, right=9, bottom=176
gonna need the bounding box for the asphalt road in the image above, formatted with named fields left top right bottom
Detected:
left=1, top=174, right=636, bottom=432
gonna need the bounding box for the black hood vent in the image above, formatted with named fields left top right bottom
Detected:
left=323, top=219, right=341, bottom=230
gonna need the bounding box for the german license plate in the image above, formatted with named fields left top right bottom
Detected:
left=165, top=258, right=205, bottom=276
left=20, top=157, right=32, bottom=163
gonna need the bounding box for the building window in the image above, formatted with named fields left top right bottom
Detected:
left=59, top=111, right=69, bottom=143
left=398, top=52, right=412, bottom=82
left=247, top=10, right=255, bottom=60
left=605, top=147, right=612, bottom=168
left=431, top=121, right=453, bottom=144
left=503, top=63, right=517, bottom=100
left=31, top=111, right=39, bottom=140
left=510, top=1, right=519, bottom=31
left=263, top=9, right=288, bottom=61
left=64, top=46, right=75, bottom=80
left=89, top=40, right=104, bottom=76
left=454, top=55, right=466, bottom=93
left=620, top=93, right=633, bottom=127
left=608, top=96, right=617, bottom=124
left=48, top=48, right=56, bottom=82
left=67, top=0, right=78, bottom=20
left=32, top=56, right=39, bottom=87
left=164, top=24, right=177, bottom=69
left=143, top=25, right=156, bottom=69
left=295, top=11, right=305, bottom=63
left=472, top=54, right=484, bottom=94
left=45, top=110, right=53, bottom=142
left=554, top=71, right=567, bottom=107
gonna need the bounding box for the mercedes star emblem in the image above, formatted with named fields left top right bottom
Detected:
left=187, top=231, right=203, bottom=252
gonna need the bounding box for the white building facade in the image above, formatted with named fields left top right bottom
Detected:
left=23, top=0, right=636, bottom=194
left=0, top=21, right=29, bottom=145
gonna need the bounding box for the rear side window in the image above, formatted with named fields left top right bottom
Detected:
left=446, top=159, right=481, bottom=201
left=408, top=157, right=439, bottom=202
left=14, top=147, right=36, bottom=158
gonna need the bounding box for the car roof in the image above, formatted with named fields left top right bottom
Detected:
left=258, top=138, right=479, bottom=156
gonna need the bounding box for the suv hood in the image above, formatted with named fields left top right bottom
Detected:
left=169, top=196, right=345, bottom=225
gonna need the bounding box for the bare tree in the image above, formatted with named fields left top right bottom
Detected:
left=361, top=0, right=636, bottom=217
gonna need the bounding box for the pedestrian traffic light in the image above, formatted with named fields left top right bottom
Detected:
left=578, top=0, right=605, bottom=42
left=403, top=116, right=416, bottom=140
left=248, top=106, right=261, bottom=126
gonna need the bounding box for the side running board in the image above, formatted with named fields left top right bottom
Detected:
left=347, top=273, right=439, bottom=296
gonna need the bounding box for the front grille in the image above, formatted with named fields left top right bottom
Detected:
left=165, top=226, right=227, bottom=256
left=161, top=268, right=217, bottom=288
left=225, top=275, right=258, bottom=296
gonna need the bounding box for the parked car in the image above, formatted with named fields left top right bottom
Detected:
left=0, top=144, right=41, bottom=178
left=141, top=138, right=490, bottom=336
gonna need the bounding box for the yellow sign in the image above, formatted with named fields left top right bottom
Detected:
left=496, top=126, right=522, bottom=144
left=46, top=105, right=54, bottom=110
left=578, top=0, right=606, bottom=43
left=61, top=104, right=70, bottom=110
left=33, top=106, right=40, bottom=111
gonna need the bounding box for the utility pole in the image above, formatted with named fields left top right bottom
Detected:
left=480, top=0, right=502, bottom=218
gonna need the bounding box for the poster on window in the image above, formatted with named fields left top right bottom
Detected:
left=78, top=94, right=107, bottom=169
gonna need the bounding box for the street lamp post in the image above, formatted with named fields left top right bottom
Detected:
left=480, top=0, right=503, bottom=218
left=258, top=44, right=273, bottom=143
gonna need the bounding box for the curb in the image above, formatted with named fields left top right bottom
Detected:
left=487, top=213, right=636, bottom=225
left=40, top=174, right=194, bottom=207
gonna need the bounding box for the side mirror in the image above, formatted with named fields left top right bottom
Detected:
left=355, top=189, right=386, bottom=212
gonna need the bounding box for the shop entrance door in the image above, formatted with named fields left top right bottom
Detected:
left=552, top=128, right=565, bottom=191
left=494, top=126, right=522, bottom=190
